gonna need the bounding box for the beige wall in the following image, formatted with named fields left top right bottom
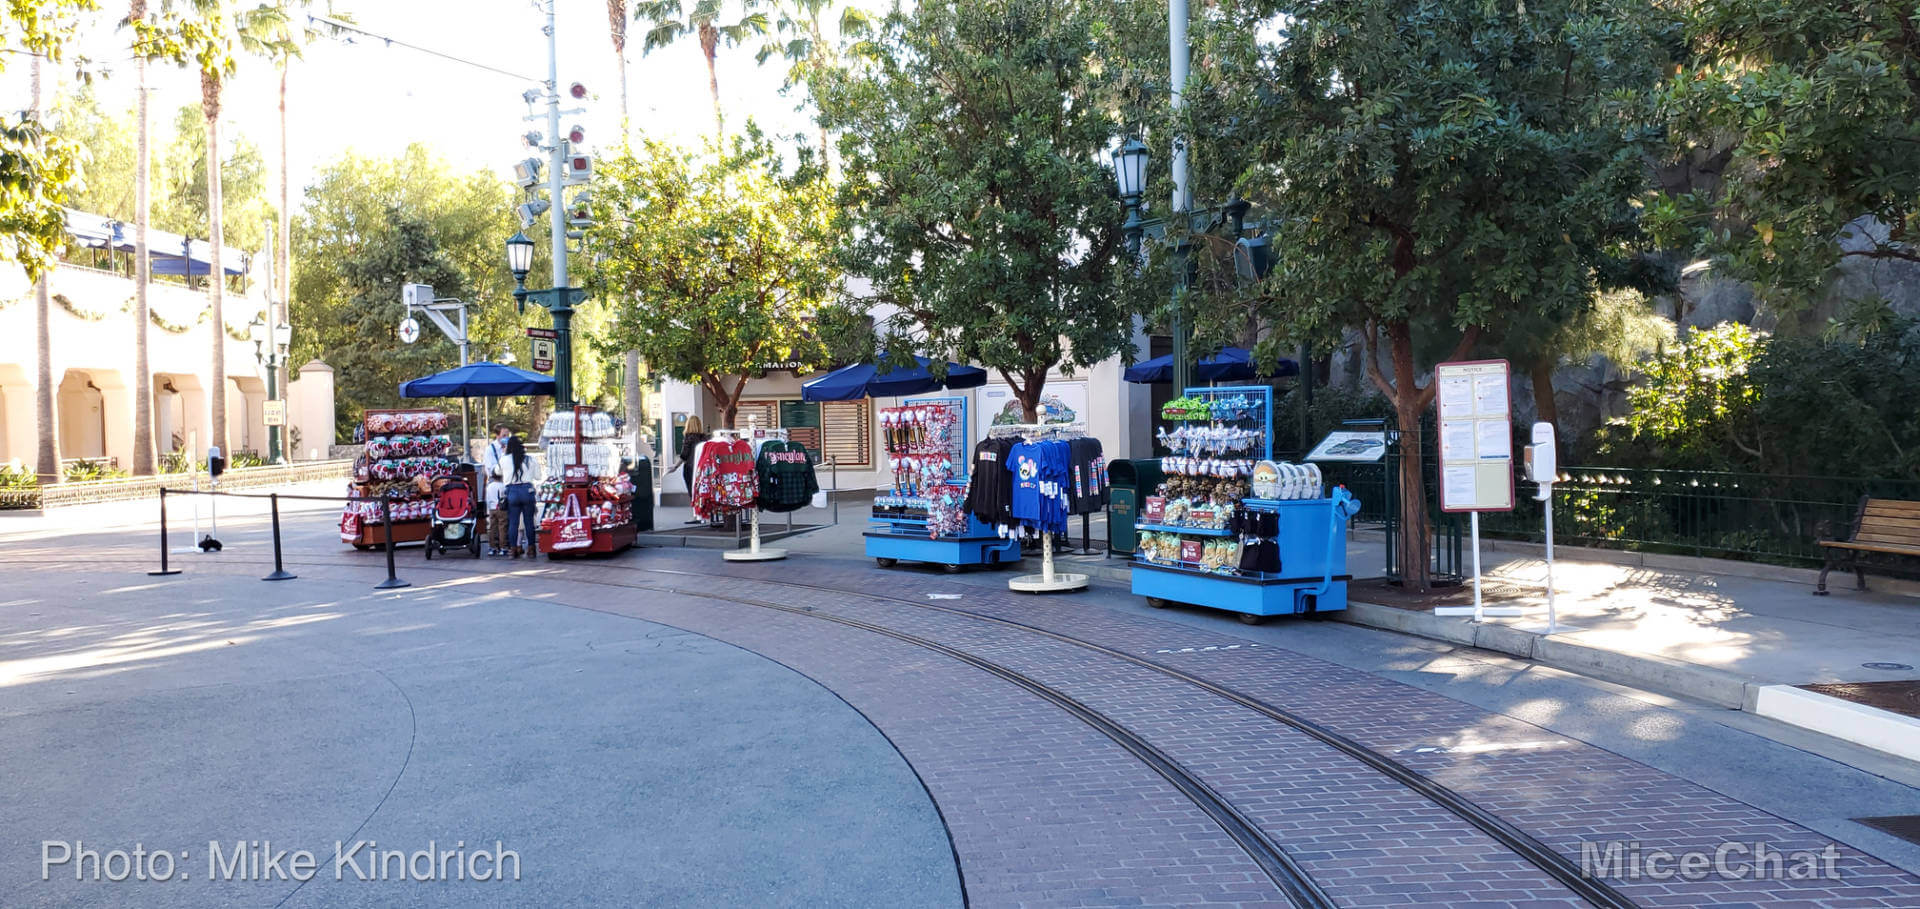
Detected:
left=286, top=360, right=336, bottom=459
left=0, top=262, right=277, bottom=471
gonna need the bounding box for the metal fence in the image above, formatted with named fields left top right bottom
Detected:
left=1483, top=467, right=1920, bottom=566
left=1318, top=456, right=1920, bottom=569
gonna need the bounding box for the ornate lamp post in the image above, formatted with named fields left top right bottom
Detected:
left=505, top=230, right=582, bottom=406
left=1113, top=138, right=1149, bottom=263
left=247, top=316, right=293, bottom=462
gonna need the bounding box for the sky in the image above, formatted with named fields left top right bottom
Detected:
left=8, top=0, right=834, bottom=207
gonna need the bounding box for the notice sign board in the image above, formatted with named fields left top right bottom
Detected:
left=262, top=400, right=286, bottom=427
left=1434, top=359, right=1513, bottom=512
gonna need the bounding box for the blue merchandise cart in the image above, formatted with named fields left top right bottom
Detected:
left=866, top=395, right=1023, bottom=572
left=1129, top=384, right=1360, bottom=622
left=1131, top=494, right=1360, bottom=623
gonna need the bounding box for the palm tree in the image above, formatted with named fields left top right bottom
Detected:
left=29, top=54, right=61, bottom=484
left=635, top=0, right=770, bottom=141
left=125, top=0, right=158, bottom=475
left=751, top=0, right=874, bottom=165
left=267, top=4, right=338, bottom=422
left=178, top=1, right=287, bottom=455
left=606, top=1, right=647, bottom=447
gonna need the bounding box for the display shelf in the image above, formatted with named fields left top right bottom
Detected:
left=1130, top=491, right=1357, bottom=621
left=538, top=404, right=637, bottom=558
left=1133, top=522, right=1234, bottom=537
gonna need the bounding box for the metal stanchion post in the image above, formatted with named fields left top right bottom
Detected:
left=375, top=496, right=410, bottom=590
left=149, top=487, right=181, bottom=577
left=263, top=493, right=296, bottom=581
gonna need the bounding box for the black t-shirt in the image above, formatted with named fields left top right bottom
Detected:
left=1066, top=437, right=1107, bottom=515
left=963, top=438, right=1015, bottom=529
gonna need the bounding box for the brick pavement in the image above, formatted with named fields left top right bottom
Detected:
left=626, top=550, right=1920, bottom=908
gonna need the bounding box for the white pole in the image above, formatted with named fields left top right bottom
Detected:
left=1470, top=510, right=1483, bottom=623
left=1169, top=0, right=1189, bottom=215
left=1042, top=533, right=1055, bottom=584
left=1544, top=494, right=1557, bottom=634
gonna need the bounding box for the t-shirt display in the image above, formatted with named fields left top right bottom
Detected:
left=961, top=437, right=1015, bottom=530
left=691, top=437, right=757, bottom=520
left=755, top=439, right=819, bottom=513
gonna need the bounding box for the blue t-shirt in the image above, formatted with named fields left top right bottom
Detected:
left=1008, top=442, right=1044, bottom=526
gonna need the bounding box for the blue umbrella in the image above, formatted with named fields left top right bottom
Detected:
left=801, top=353, right=989, bottom=401
left=399, top=361, right=557, bottom=398
left=1122, top=346, right=1299, bottom=384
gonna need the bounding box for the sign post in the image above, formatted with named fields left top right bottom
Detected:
left=262, top=400, right=286, bottom=427
left=526, top=327, right=557, bottom=373
left=1431, top=359, right=1521, bottom=620
left=1526, top=421, right=1560, bottom=634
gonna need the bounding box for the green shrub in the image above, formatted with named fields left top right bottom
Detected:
left=0, top=463, right=37, bottom=489
left=62, top=459, right=127, bottom=483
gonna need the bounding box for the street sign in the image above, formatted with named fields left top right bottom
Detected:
left=398, top=317, right=421, bottom=345
left=525, top=327, right=558, bottom=340
left=262, top=400, right=286, bottom=426
left=531, top=338, right=555, bottom=372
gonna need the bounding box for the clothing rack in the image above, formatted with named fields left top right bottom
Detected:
left=724, top=416, right=788, bottom=562
left=994, top=422, right=1091, bottom=593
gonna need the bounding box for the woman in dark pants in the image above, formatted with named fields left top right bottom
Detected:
left=502, top=436, right=543, bottom=557
left=669, top=415, right=709, bottom=525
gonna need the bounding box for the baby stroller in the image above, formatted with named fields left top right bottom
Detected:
left=425, top=477, right=482, bottom=559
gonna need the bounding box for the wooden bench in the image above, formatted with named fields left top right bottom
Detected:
left=1816, top=497, right=1920, bottom=594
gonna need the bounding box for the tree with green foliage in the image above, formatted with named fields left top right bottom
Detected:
left=1609, top=319, right=1920, bottom=481
left=292, top=146, right=607, bottom=439
left=816, top=0, right=1135, bottom=423
left=2, top=0, right=92, bottom=283
left=1660, top=0, right=1920, bottom=305
left=583, top=133, right=837, bottom=429
left=749, top=0, right=876, bottom=162
left=1184, top=0, right=1672, bottom=588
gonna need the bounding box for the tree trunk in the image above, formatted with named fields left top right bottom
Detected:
left=276, top=60, right=291, bottom=416
left=701, top=24, right=724, bottom=141
left=1530, top=357, right=1559, bottom=441
left=30, top=55, right=60, bottom=484
left=624, top=350, right=644, bottom=455
left=527, top=396, right=552, bottom=440
left=132, top=41, right=155, bottom=475
left=203, top=72, right=228, bottom=456
left=1387, top=321, right=1430, bottom=591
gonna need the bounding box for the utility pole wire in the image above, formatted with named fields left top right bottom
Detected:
left=306, top=13, right=541, bottom=85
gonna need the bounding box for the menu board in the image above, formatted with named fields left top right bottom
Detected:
left=1434, top=359, right=1514, bottom=512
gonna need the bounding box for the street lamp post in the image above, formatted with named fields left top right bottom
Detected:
left=1113, top=138, right=1149, bottom=265
left=506, top=230, right=580, bottom=407
left=502, top=0, right=584, bottom=408
left=248, top=317, right=293, bottom=463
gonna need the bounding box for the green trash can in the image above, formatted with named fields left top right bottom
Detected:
left=628, top=456, right=655, bottom=533
left=1108, top=458, right=1165, bottom=555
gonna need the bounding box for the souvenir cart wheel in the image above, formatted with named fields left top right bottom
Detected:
left=1237, top=612, right=1268, bottom=625
left=942, top=563, right=964, bottom=574
left=875, top=557, right=898, bottom=568
left=1146, top=597, right=1170, bottom=609
left=353, top=543, right=374, bottom=551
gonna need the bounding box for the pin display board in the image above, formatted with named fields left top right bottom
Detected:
left=1434, top=360, right=1514, bottom=512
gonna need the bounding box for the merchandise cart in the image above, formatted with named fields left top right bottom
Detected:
left=341, top=407, right=460, bottom=549
left=866, top=395, right=1021, bottom=571
left=1126, top=385, right=1361, bottom=622
left=536, top=405, right=637, bottom=557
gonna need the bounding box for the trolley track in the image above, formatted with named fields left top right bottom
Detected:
left=27, top=550, right=1630, bottom=906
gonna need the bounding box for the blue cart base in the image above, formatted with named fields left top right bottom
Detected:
left=1131, top=560, right=1349, bottom=623
left=866, top=531, right=1022, bottom=571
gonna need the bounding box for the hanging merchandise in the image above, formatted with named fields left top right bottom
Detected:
left=1130, top=385, right=1359, bottom=622
left=690, top=434, right=757, bottom=521
left=341, top=408, right=462, bottom=548
left=868, top=396, right=1020, bottom=570
left=755, top=437, right=819, bottom=514
left=535, top=405, right=637, bottom=556
left=972, top=421, right=1091, bottom=593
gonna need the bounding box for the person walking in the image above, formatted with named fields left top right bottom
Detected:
left=502, top=435, right=543, bottom=558
left=668, top=415, right=709, bottom=525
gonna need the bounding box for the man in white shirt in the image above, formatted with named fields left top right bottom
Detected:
left=481, top=426, right=512, bottom=555
left=481, top=425, right=511, bottom=477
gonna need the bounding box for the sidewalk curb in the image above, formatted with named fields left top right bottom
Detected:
left=1337, top=600, right=1759, bottom=709
left=1749, top=685, right=1920, bottom=763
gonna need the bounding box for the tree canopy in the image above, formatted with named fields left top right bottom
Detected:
left=817, top=0, right=1137, bottom=422
left=1661, top=0, right=1920, bottom=305
left=1179, top=0, right=1672, bottom=586
left=2, top=0, right=95, bottom=281
left=582, top=132, right=839, bottom=429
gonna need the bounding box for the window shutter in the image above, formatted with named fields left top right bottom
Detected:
left=820, top=400, right=871, bottom=468
left=735, top=400, right=779, bottom=432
